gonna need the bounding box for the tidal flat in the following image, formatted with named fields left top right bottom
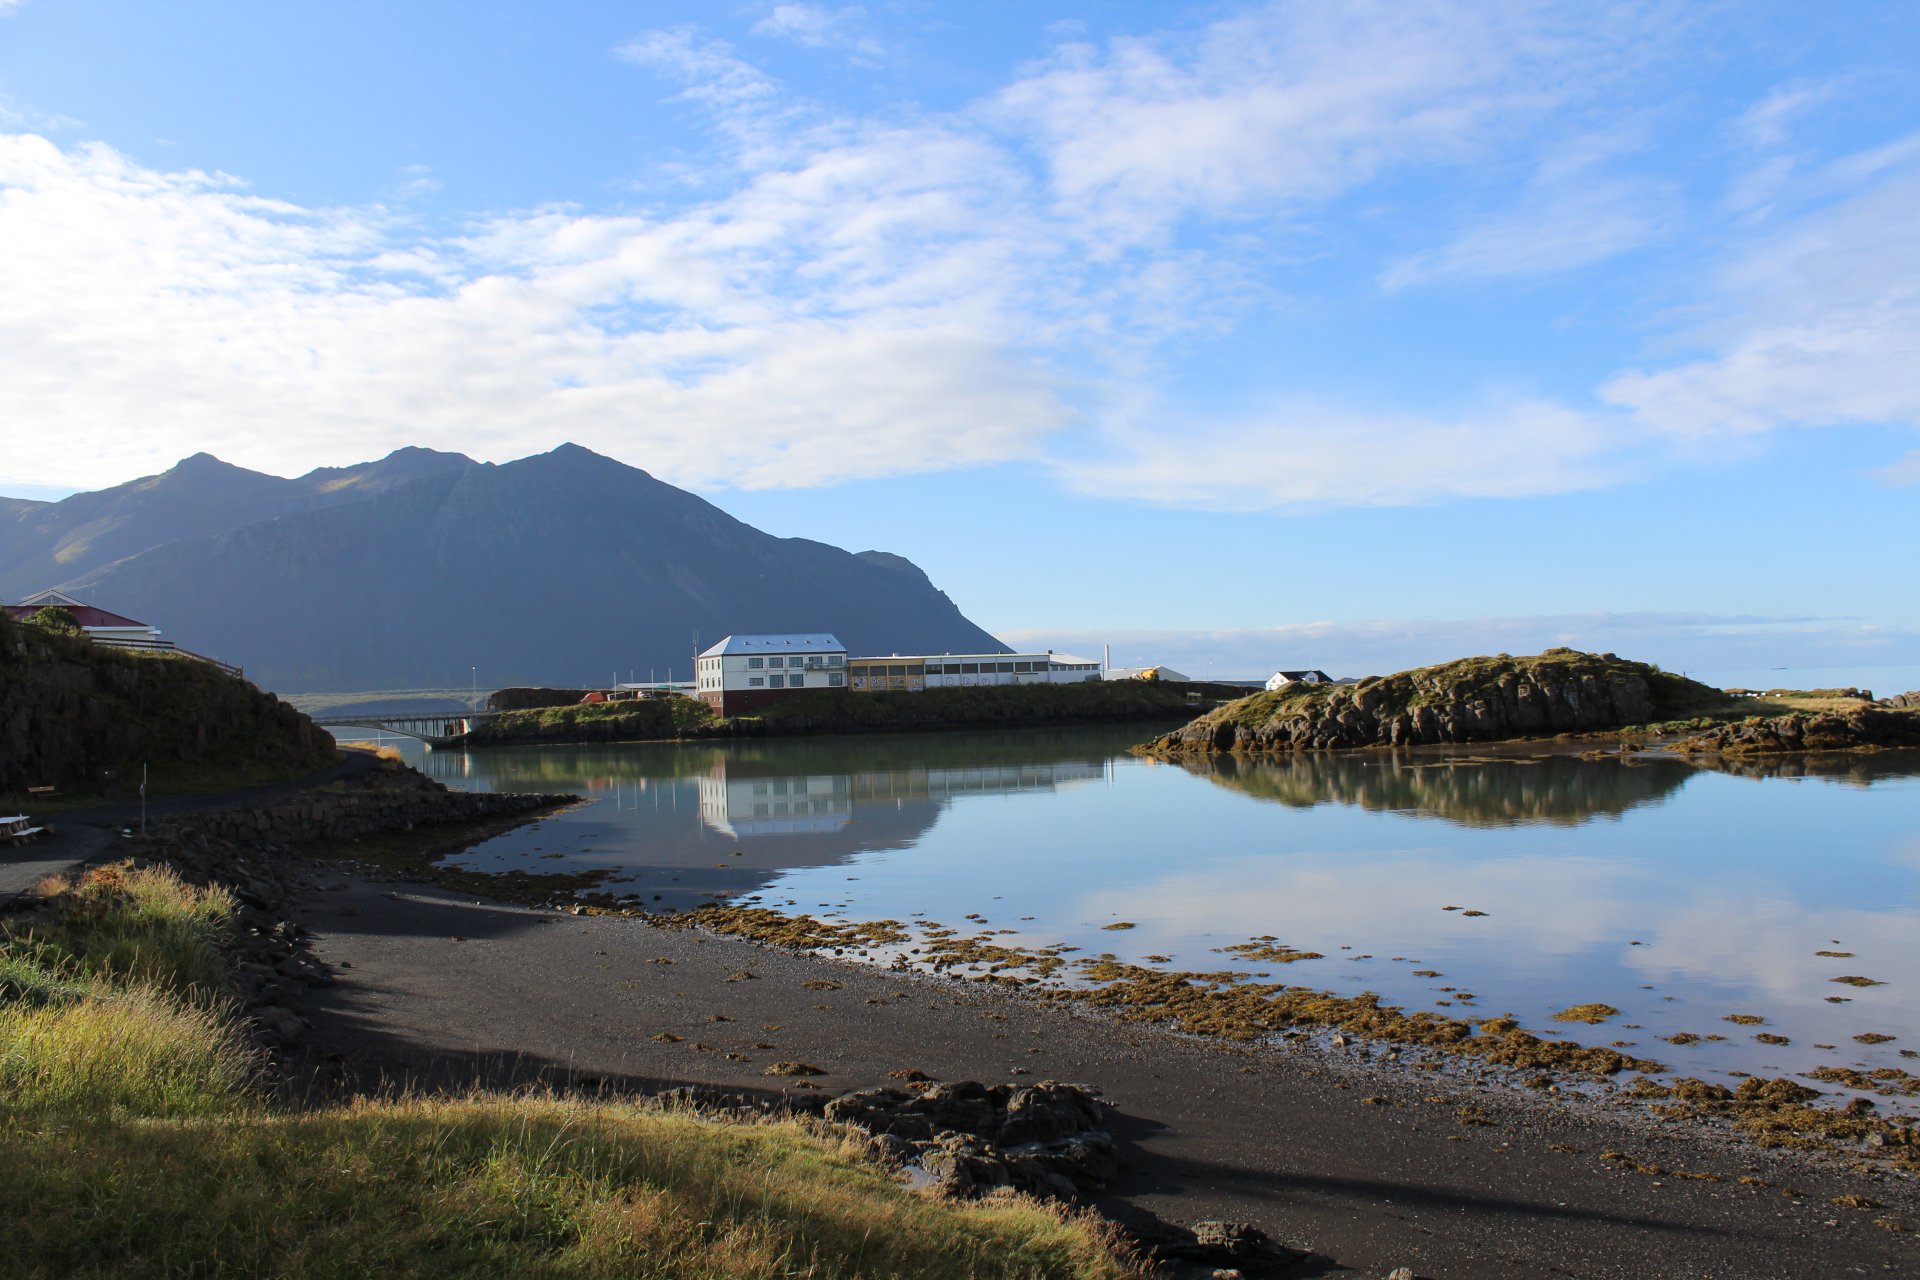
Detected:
left=367, top=726, right=1920, bottom=1156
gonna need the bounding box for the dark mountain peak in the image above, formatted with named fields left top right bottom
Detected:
left=856, top=550, right=933, bottom=584
left=299, top=445, right=475, bottom=497
left=154, top=452, right=274, bottom=485
left=526, top=441, right=649, bottom=477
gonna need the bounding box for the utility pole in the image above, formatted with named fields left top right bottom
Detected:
left=139, top=763, right=147, bottom=835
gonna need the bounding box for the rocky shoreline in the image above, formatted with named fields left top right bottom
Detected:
left=42, top=760, right=1916, bottom=1277
left=1673, top=705, right=1920, bottom=755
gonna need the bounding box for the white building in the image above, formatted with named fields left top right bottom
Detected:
left=1265, top=668, right=1331, bottom=691
left=695, top=633, right=847, bottom=715
left=846, top=651, right=1102, bottom=692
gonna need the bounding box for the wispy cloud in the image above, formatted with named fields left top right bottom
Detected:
left=1602, top=150, right=1920, bottom=439
left=1062, top=396, right=1622, bottom=511
left=1382, top=134, right=1673, bottom=289
left=751, top=4, right=885, bottom=60
left=1000, top=612, right=1920, bottom=681
left=1736, top=81, right=1837, bottom=149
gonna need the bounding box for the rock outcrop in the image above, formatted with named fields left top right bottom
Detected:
left=1673, top=707, right=1920, bottom=755
left=824, top=1080, right=1120, bottom=1201
left=1143, top=649, right=1722, bottom=755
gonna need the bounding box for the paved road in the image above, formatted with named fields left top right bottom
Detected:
left=0, top=752, right=382, bottom=903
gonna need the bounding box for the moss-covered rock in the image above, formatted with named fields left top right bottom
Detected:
left=1672, top=707, right=1920, bottom=755
left=0, top=617, right=335, bottom=795
left=1141, top=649, right=1728, bottom=755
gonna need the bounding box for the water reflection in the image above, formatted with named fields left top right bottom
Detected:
left=434, top=728, right=1132, bottom=909
left=413, top=729, right=1918, bottom=1103
left=1185, top=751, right=1695, bottom=826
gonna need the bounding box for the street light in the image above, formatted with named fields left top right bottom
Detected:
left=470, top=665, right=477, bottom=709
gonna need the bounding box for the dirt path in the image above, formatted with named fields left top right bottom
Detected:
left=296, top=876, right=1916, bottom=1280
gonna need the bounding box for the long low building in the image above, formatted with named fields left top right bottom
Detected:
left=848, top=651, right=1101, bottom=693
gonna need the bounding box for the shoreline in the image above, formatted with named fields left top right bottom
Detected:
left=289, top=859, right=1918, bottom=1279
left=65, top=756, right=1916, bottom=1275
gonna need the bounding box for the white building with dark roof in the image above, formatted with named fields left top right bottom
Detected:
left=695, top=633, right=847, bottom=716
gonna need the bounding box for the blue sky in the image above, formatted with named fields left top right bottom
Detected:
left=2, top=1, right=1916, bottom=682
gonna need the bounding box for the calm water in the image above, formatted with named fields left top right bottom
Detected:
left=374, top=726, right=1920, bottom=1104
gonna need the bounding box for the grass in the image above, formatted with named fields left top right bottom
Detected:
left=0, top=1096, right=1136, bottom=1280
left=0, top=862, right=1137, bottom=1278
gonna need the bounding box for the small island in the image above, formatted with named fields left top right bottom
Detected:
left=1139, top=647, right=1920, bottom=756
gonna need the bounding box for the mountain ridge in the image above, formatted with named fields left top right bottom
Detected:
left=27, top=444, right=1007, bottom=691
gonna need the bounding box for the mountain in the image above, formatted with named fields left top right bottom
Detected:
left=0, top=447, right=476, bottom=599
left=48, top=443, right=1008, bottom=691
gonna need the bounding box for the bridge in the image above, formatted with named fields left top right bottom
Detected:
left=314, top=711, right=502, bottom=747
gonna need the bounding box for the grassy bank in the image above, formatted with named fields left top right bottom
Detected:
left=465, top=681, right=1195, bottom=747
left=0, top=863, right=1135, bottom=1279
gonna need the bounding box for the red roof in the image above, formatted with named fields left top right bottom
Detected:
left=4, top=603, right=152, bottom=628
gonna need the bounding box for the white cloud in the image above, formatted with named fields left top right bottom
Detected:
left=1735, top=81, right=1836, bottom=150
left=1382, top=134, right=1673, bottom=288
left=4, top=3, right=1916, bottom=512
left=0, top=130, right=1067, bottom=489
left=1601, top=159, right=1920, bottom=439
left=1876, top=450, right=1920, bottom=486
left=991, top=2, right=1654, bottom=250
left=1064, top=396, right=1620, bottom=511
left=752, top=4, right=884, bottom=59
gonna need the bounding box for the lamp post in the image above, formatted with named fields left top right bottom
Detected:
left=470, top=665, right=476, bottom=709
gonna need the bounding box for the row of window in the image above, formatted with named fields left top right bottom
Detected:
left=742, top=654, right=843, bottom=669
left=848, top=660, right=1071, bottom=676
left=744, top=672, right=846, bottom=688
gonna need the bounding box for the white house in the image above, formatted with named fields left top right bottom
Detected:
left=1265, top=668, right=1331, bottom=691
left=695, top=633, right=847, bottom=716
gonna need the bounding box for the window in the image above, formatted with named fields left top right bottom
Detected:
left=806, top=655, right=823, bottom=668
left=747, top=656, right=763, bottom=669
left=887, top=664, right=906, bottom=677
left=961, top=663, right=978, bottom=674
left=767, top=674, right=783, bottom=688
left=1014, top=661, right=1032, bottom=673
left=828, top=672, right=844, bottom=686
left=996, top=662, right=1014, bottom=673
left=789, top=673, right=805, bottom=687
left=827, top=654, right=844, bottom=667
left=748, top=676, right=765, bottom=687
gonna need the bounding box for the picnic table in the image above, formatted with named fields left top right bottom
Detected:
left=1, top=815, right=45, bottom=845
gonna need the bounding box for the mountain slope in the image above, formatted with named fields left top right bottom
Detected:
left=62, top=444, right=1008, bottom=691
left=0, top=448, right=475, bottom=599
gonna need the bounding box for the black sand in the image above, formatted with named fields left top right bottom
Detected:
left=297, top=876, right=1917, bottom=1279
